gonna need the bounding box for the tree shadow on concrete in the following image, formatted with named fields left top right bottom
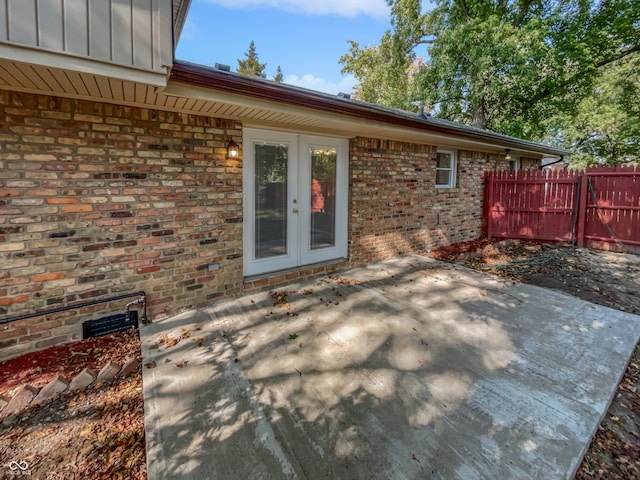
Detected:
left=141, top=256, right=639, bottom=479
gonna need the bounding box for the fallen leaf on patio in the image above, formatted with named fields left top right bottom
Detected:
left=156, top=333, right=180, bottom=348
left=271, top=290, right=295, bottom=309
left=180, top=328, right=191, bottom=339
left=289, top=334, right=298, bottom=340
left=175, top=360, right=188, bottom=368
left=144, top=362, right=156, bottom=369
left=330, top=276, right=361, bottom=285
left=610, top=416, right=619, bottom=421
left=303, top=289, right=313, bottom=295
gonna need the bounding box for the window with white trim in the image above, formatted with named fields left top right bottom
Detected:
left=436, top=150, right=456, bottom=188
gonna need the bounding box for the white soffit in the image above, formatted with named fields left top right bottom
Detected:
left=163, top=81, right=548, bottom=157
left=0, top=46, right=168, bottom=90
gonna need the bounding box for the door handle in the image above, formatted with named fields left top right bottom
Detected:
left=292, top=208, right=299, bottom=214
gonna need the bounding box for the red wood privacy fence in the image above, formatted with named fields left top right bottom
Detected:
left=484, top=165, right=640, bottom=253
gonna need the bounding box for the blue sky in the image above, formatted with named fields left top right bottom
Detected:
left=175, top=0, right=393, bottom=95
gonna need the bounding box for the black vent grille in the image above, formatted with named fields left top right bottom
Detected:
left=82, top=311, right=138, bottom=339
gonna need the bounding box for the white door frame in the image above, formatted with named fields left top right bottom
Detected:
left=243, top=128, right=348, bottom=276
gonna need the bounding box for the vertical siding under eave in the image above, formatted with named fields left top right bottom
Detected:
left=0, top=2, right=5, bottom=40
left=1, top=0, right=171, bottom=72
left=88, top=0, right=112, bottom=61
left=112, top=0, right=133, bottom=65
left=64, top=0, right=89, bottom=56
left=37, top=0, right=64, bottom=51
left=0, top=1, right=6, bottom=40
left=6, top=0, right=38, bottom=45
left=133, top=0, right=153, bottom=69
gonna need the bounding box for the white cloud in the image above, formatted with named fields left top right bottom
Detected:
left=203, top=0, right=389, bottom=19
left=284, top=73, right=358, bottom=95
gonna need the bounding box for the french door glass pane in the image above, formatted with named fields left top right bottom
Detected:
left=255, top=144, right=288, bottom=259
left=310, top=147, right=336, bottom=250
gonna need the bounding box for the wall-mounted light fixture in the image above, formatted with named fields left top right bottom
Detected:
left=227, top=139, right=240, bottom=160
left=505, top=148, right=512, bottom=161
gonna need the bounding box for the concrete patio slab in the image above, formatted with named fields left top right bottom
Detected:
left=141, top=255, right=640, bottom=480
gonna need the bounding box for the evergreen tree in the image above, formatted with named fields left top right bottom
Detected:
left=237, top=41, right=267, bottom=78
left=274, top=66, right=284, bottom=83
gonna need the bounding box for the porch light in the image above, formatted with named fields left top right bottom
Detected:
left=505, top=149, right=512, bottom=161
left=227, top=139, right=240, bottom=159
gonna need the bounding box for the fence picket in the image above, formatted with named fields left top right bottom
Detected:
left=484, top=166, right=639, bottom=253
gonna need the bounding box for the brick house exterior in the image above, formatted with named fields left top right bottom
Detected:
left=0, top=2, right=568, bottom=360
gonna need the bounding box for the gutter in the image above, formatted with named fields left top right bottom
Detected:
left=170, top=60, right=571, bottom=158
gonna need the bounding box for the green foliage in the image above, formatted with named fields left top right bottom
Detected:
left=311, top=149, right=337, bottom=182
left=548, top=54, right=640, bottom=168
left=237, top=41, right=267, bottom=78
left=340, top=0, right=640, bottom=144
left=340, top=0, right=424, bottom=110
left=274, top=65, right=284, bottom=83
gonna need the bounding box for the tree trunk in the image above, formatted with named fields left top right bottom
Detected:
left=472, top=103, right=487, bottom=130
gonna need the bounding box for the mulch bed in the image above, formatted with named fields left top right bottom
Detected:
left=0, top=328, right=145, bottom=480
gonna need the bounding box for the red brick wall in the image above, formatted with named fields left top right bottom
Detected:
left=520, top=157, right=540, bottom=170
left=493, top=155, right=541, bottom=171
left=0, top=89, right=529, bottom=360
left=348, top=138, right=490, bottom=266
left=0, top=90, right=244, bottom=360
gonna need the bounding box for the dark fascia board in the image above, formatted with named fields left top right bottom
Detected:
left=170, top=60, right=571, bottom=158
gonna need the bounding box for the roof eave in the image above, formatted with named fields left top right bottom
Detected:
left=173, top=0, right=192, bottom=45
left=170, top=60, right=570, bottom=158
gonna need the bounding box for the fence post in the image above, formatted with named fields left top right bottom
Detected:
left=576, top=174, right=588, bottom=247
left=484, top=172, right=494, bottom=239
left=482, top=172, right=490, bottom=238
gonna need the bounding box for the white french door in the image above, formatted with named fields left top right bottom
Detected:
left=243, top=129, right=348, bottom=276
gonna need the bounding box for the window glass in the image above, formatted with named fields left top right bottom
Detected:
left=436, top=169, right=451, bottom=185
left=436, top=150, right=456, bottom=188
left=436, top=152, right=451, bottom=169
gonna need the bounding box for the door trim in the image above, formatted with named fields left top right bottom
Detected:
left=243, top=128, right=349, bottom=276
